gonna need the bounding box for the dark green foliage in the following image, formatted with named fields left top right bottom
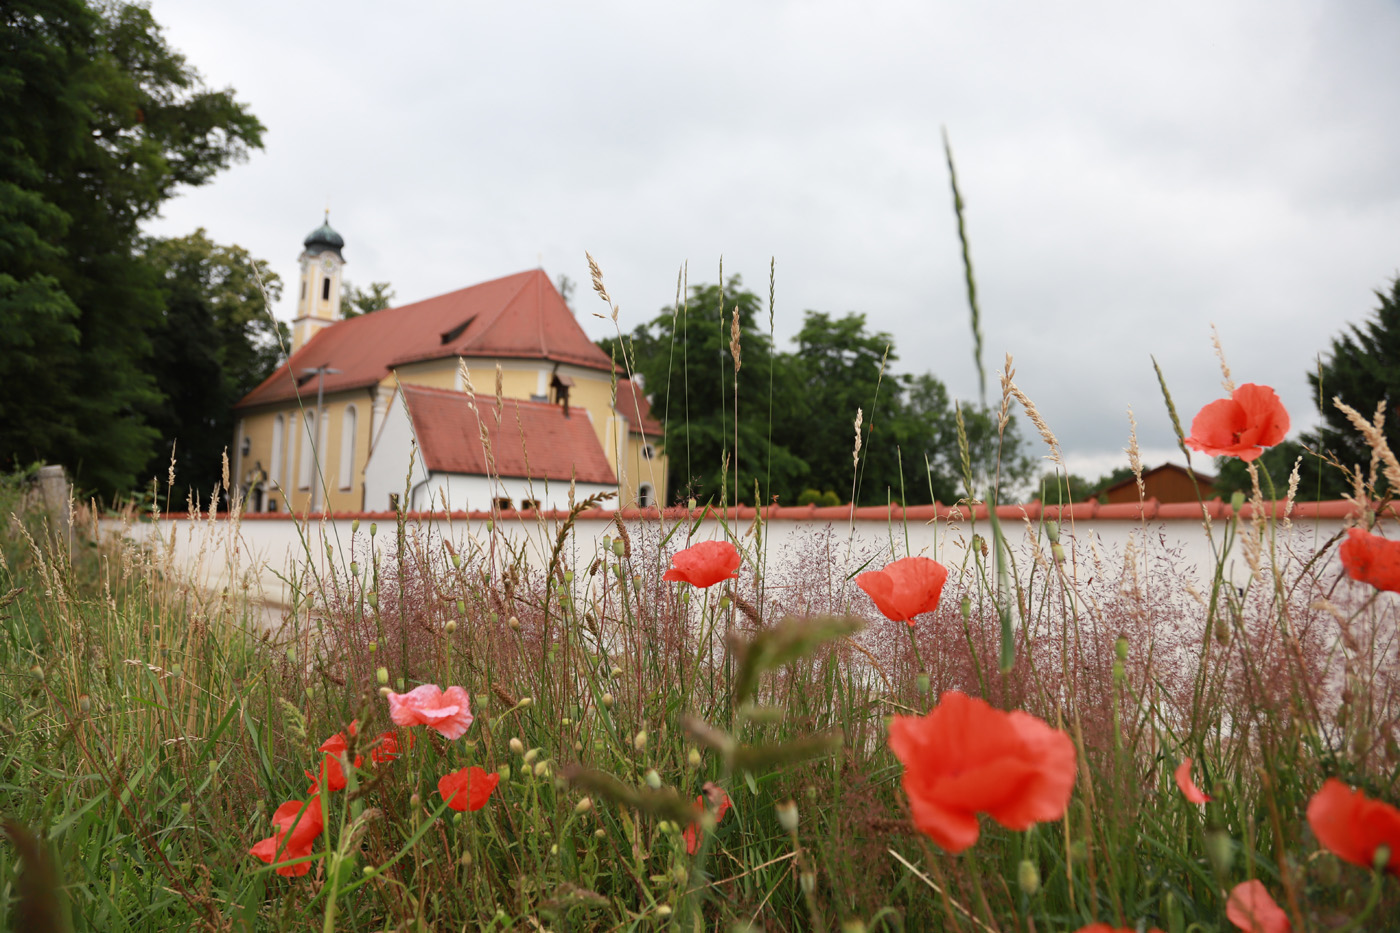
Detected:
left=140, top=230, right=285, bottom=501
left=0, top=0, right=263, bottom=498
left=1301, top=278, right=1400, bottom=497
left=603, top=278, right=1032, bottom=507
left=341, top=280, right=395, bottom=317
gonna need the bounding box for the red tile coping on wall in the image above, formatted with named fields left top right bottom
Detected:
left=160, top=498, right=1388, bottom=523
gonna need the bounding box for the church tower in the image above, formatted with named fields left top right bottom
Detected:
left=291, top=213, right=346, bottom=352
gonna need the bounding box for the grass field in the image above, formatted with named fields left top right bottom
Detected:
left=1, top=377, right=1398, bottom=933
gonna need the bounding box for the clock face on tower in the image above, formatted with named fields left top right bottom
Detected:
left=321, top=257, right=334, bottom=272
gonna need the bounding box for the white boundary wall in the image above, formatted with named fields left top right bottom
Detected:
left=101, top=508, right=1349, bottom=622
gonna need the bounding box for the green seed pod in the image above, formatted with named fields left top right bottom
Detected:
left=508, top=615, right=521, bottom=631
left=687, top=748, right=702, bottom=768
left=350, top=561, right=359, bottom=576
left=601, top=693, right=614, bottom=708
left=1375, top=844, right=1392, bottom=873
left=456, top=599, right=465, bottom=615
left=1017, top=859, right=1040, bottom=896
left=445, top=620, right=458, bottom=633
left=633, top=730, right=647, bottom=751
left=452, top=553, right=462, bottom=568
left=776, top=800, right=799, bottom=833
left=1114, top=636, right=1129, bottom=662
left=369, top=522, right=377, bottom=536
left=180, top=802, right=191, bottom=817
left=612, top=539, right=625, bottom=557
left=575, top=797, right=593, bottom=814
left=644, top=768, right=661, bottom=790
left=351, top=519, right=360, bottom=533
left=1229, top=490, right=1245, bottom=513
left=915, top=672, right=930, bottom=695
left=367, top=591, right=378, bottom=609
left=594, top=827, right=605, bottom=838
left=1205, top=829, right=1234, bottom=875
left=563, top=570, right=574, bottom=584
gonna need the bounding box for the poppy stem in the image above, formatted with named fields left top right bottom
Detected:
left=1331, top=867, right=1385, bottom=933
left=904, top=621, right=926, bottom=687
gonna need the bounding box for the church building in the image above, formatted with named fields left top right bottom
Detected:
left=230, top=217, right=667, bottom=514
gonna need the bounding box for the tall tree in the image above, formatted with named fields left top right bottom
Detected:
left=601, top=277, right=809, bottom=506
left=141, top=230, right=285, bottom=499
left=341, top=280, right=395, bottom=317
left=0, top=0, right=263, bottom=496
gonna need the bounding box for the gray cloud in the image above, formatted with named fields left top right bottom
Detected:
left=145, top=0, right=1400, bottom=476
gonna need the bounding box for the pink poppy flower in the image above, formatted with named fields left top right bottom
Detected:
left=1174, top=757, right=1210, bottom=804
left=386, top=684, right=474, bottom=740
left=1226, top=880, right=1291, bottom=933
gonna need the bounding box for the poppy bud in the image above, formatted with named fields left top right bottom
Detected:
left=1214, top=618, right=1230, bottom=645
left=350, top=561, right=359, bottom=576
left=634, top=730, right=647, bottom=751
left=368, top=641, right=377, bottom=653
left=452, top=812, right=463, bottom=825
left=564, top=570, right=574, bottom=584
left=378, top=686, right=391, bottom=698
left=508, top=615, right=521, bottom=631
left=1375, top=844, right=1392, bottom=873
left=1114, top=636, right=1128, bottom=662
left=456, top=599, right=465, bottom=615
left=800, top=872, right=816, bottom=895
left=395, top=678, right=406, bottom=692
left=519, top=697, right=533, bottom=708
left=370, top=522, right=377, bottom=536
left=1205, top=829, right=1234, bottom=874
left=534, top=760, right=549, bottom=777
left=575, top=797, right=593, bottom=814
left=1051, top=542, right=1066, bottom=564
left=410, top=793, right=421, bottom=809
left=497, top=763, right=511, bottom=780
left=367, top=591, right=378, bottom=609
left=672, top=865, right=688, bottom=884
left=776, top=799, right=799, bottom=833
left=1229, top=491, right=1245, bottom=513
left=445, top=620, right=457, bottom=634
left=509, top=737, right=525, bottom=755
left=78, top=694, right=91, bottom=713
left=719, top=595, right=731, bottom=610
left=656, top=906, right=672, bottom=919
left=612, top=539, right=625, bottom=557
left=841, top=922, right=868, bottom=933
left=644, top=768, right=661, bottom=789
left=611, top=666, right=622, bottom=677
left=180, top=802, right=191, bottom=817
left=601, top=693, right=614, bottom=708
left=351, top=519, right=360, bottom=533
left=1017, top=859, right=1040, bottom=896
left=594, top=827, right=605, bottom=838
left=915, top=672, right=930, bottom=695
left=959, top=596, right=971, bottom=620
left=688, top=748, right=702, bottom=768
left=688, top=498, right=697, bottom=510
left=362, top=865, right=375, bottom=876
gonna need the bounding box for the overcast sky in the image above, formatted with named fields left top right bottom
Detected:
left=142, top=0, right=1400, bottom=479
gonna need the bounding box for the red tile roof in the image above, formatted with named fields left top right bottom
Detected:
left=236, top=269, right=614, bottom=409
left=614, top=379, right=663, bottom=436
left=399, top=383, right=617, bottom=485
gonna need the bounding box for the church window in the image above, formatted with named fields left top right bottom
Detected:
left=297, top=411, right=316, bottom=490
left=638, top=484, right=654, bottom=508
left=322, top=276, right=331, bottom=301
left=300, top=281, right=306, bottom=300
left=339, top=406, right=357, bottom=490
left=271, top=415, right=285, bottom=488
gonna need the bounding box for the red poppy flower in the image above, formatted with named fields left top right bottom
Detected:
left=683, top=787, right=734, bottom=855
left=438, top=765, right=500, bottom=812
left=1339, top=528, right=1400, bottom=594
left=663, top=540, right=742, bottom=588
left=887, top=690, right=1076, bottom=853
left=856, top=556, right=948, bottom=624
left=1074, top=925, right=1165, bottom=933
left=1306, top=778, right=1400, bottom=877
left=1226, top=880, right=1291, bottom=933
left=249, top=796, right=323, bottom=877
left=305, top=724, right=364, bottom=794
left=1174, top=757, right=1211, bottom=804
left=1184, top=383, right=1289, bottom=463
left=387, top=684, right=475, bottom=740
left=370, top=729, right=412, bottom=764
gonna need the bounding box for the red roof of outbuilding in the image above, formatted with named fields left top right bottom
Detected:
left=614, top=379, right=663, bottom=437
left=236, top=269, right=614, bottom=409
left=400, top=383, right=617, bottom=485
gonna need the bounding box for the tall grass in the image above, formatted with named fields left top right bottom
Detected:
left=1, top=403, right=1397, bottom=932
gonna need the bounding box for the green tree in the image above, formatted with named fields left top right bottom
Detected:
left=140, top=230, right=285, bottom=499
left=0, top=0, right=263, bottom=497
left=602, top=277, right=809, bottom=506
left=341, top=280, right=395, bottom=317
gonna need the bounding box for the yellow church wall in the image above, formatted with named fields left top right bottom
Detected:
left=235, top=389, right=373, bottom=514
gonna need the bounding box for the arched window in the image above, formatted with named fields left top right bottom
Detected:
left=638, top=484, right=654, bottom=509
left=339, top=405, right=357, bottom=490
left=270, top=414, right=285, bottom=490
left=321, top=276, right=331, bottom=301
left=298, top=411, right=316, bottom=490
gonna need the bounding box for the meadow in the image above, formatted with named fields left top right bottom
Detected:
left=1, top=358, right=1398, bottom=932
